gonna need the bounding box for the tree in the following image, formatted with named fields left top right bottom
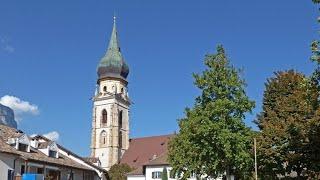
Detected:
left=162, top=167, right=168, bottom=180
left=255, top=70, right=318, bottom=179
left=307, top=0, right=320, bottom=177
left=108, top=163, right=133, bottom=180
left=305, top=110, right=320, bottom=178
left=313, top=0, right=320, bottom=4
left=168, top=45, right=255, bottom=180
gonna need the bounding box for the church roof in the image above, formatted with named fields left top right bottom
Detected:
left=144, top=152, right=169, bottom=166
left=120, top=134, right=174, bottom=169
left=126, top=147, right=170, bottom=176
left=97, top=17, right=129, bottom=81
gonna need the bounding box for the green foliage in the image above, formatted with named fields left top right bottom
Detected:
left=162, top=167, right=168, bottom=180
left=255, top=70, right=319, bottom=179
left=308, top=1, right=320, bottom=177
left=310, top=0, right=320, bottom=92
left=313, top=0, right=320, bottom=4
left=108, top=163, right=133, bottom=180
left=168, top=45, right=255, bottom=179
left=306, top=112, right=320, bottom=178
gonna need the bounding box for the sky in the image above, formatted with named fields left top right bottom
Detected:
left=0, top=0, right=318, bottom=156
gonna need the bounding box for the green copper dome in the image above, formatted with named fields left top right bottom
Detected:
left=97, top=17, right=129, bottom=81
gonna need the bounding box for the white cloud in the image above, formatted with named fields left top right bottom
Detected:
left=3, top=45, right=14, bottom=53
left=0, top=36, right=14, bottom=54
left=0, top=95, right=39, bottom=121
left=30, top=134, right=37, bottom=138
left=43, top=131, right=60, bottom=141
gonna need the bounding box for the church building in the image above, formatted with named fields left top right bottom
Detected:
left=90, top=16, right=130, bottom=171
left=89, top=17, right=221, bottom=180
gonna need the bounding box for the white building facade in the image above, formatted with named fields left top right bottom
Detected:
left=0, top=124, right=107, bottom=180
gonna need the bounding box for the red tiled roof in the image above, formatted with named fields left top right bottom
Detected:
left=144, top=152, right=169, bottom=166
left=120, top=134, right=174, bottom=169
left=0, top=125, right=106, bottom=173
left=126, top=166, right=144, bottom=176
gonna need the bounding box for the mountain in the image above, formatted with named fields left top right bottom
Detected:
left=0, top=103, right=17, bottom=129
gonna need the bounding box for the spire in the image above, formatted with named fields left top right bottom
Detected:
left=106, top=15, right=121, bottom=55
left=97, top=16, right=129, bottom=81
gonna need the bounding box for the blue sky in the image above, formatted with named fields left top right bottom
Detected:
left=0, top=0, right=318, bottom=156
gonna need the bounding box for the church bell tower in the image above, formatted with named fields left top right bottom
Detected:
left=91, top=17, right=130, bottom=170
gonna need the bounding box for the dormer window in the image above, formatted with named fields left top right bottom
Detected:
left=38, top=141, right=59, bottom=158
left=18, top=143, right=28, bottom=152
left=49, top=150, right=57, bottom=158
left=15, top=134, right=31, bottom=152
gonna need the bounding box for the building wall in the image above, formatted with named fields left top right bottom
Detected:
left=99, top=80, right=128, bottom=96
left=0, top=153, right=15, bottom=180
left=127, top=175, right=145, bottom=180
left=0, top=154, right=27, bottom=179
left=128, top=165, right=223, bottom=180
left=145, top=166, right=190, bottom=180
left=73, top=169, right=84, bottom=180
left=58, top=148, right=106, bottom=180
left=0, top=153, right=102, bottom=180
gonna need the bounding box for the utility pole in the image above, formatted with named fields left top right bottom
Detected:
left=254, top=138, right=258, bottom=180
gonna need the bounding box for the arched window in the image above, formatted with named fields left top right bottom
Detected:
left=102, top=109, right=107, bottom=125
left=121, top=88, right=124, bottom=94
left=118, top=110, right=123, bottom=129
left=103, top=86, right=107, bottom=92
left=100, top=131, right=107, bottom=147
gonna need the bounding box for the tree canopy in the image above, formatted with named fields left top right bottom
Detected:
left=162, top=167, right=168, bottom=180
left=255, top=70, right=318, bottom=179
left=168, top=45, right=255, bottom=180
left=108, top=163, right=133, bottom=180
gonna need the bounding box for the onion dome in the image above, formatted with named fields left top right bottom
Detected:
left=97, top=17, right=129, bottom=81
left=0, top=103, right=17, bottom=129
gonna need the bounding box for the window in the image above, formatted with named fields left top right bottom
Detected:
left=49, top=150, right=57, bottom=158
left=37, top=168, right=44, bottom=174
left=84, top=172, right=94, bottom=180
left=118, top=111, right=123, bottom=129
left=7, top=170, right=13, bottom=180
left=18, top=143, right=28, bottom=152
left=103, top=86, right=107, bottom=92
left=21, top=165, right=25, bottom=175
left=101, top=109, right=107, bottom=124
left=152, top=171, right=162, bottom=179
left=121, top=88, right=124, bottom=94
left=100, top=131, right=107, bottom=147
